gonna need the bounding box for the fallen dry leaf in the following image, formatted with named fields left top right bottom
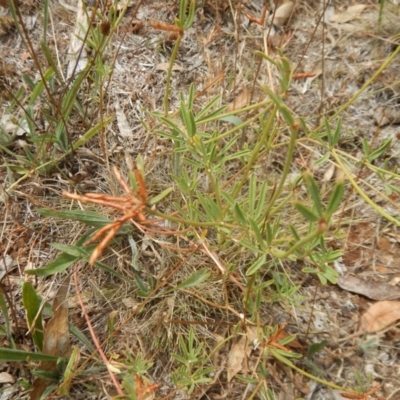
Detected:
left=373, top=106, right=400, bottom=127
left=115, top=101, right=132, bottom=139
left=359, top=300, right=400, bottom=333
left=323, top=164, right=336, bottom=182
left=43, top=276, right=71, bottom=357
left=337, top=274, right=400, bottom=301
left=227, top=328, right=258, bottom=382
left=156, top=62, right=184, bottom=72
left=21, top=51, right=31, bottom=63
left=30, top=276, right=71, bottom=400
left=329, top=5, right=367, bottom=24
left=271, top=1, right=295, bottom=27
left=0, top=371, right=15, bottom=384
left=227, top=335, right=249, bottom=382
left=226, top=90, right=251, bottom=112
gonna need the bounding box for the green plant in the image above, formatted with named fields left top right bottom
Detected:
left=171, top=328, right=213, bottom=394
left=2, top=0, right=399, bottom=398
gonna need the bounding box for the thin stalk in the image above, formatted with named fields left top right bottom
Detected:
left=326, top=43, right=400, bottom=124
left=232, top=105, right=278, bottom=199
left=261, top=122, right=299, bottom=220
left=271, top=349, right=356, bottom=394
left=332, top=150, right=400, bottom=226
left=275, top=226, right=324, bottom=259
left=164, top=34, right=182, bottom=116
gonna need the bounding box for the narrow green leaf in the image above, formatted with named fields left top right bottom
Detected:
left=26, top=252, right=78, bottom=276
left=94, top=259, right=134, bottom=282
left=369, top=138, right=392, bottom=161
left=303, top=172, right=323, bottom=217
left=50, top=243, right=94, bottom=258
left=223, top=149, right=251, bottom=161
left=254, top=181, right=268, bottom=219
left=0, top=292, right=11, bottom=341
left=218, top=116, right=243, bottom=126
left=289, top=224, right=300, bottom=241
left=220, top=190, right=235, bottom=207
left=59, top=346, right=80, bottom=395
left=314, top=152, right=330, bottom=167
left=29, top=67, right=55, bottom=106
left=270, top=347, right=302, bottom=359
left=176, top=268, right=211, bottom=290
left=183, top=0, right=195, bottom=29
left=238, top=239, right=263, bottom=253
left=149, top=187, right=174, bottom=206
left=302, top=267, right=317, bottom=274
left=361, top=138, right=370, bottom=156
left=246, top=254, right=266, bottom=276
left=195, top=95, right=221, bottom=121
left=197, top=193, right=220, bottom=219
left=279, top=105, right=295, bottom=126
left=325, top=178, right=345, bottom=218
left=72, top=116, right=114, bottom=150
left=0, top=347, right=60, bottom=362
left=322, top=265, right=338, bottom=284
left=187, top=83, right=195, bottom=111
left=294, top=202, right=319, bottom=222
left=317, top=273, right=327, bottom=285
left=249, top=218, right=265, bottom=251
left=41, top=41, right=61, bottom=80
left=38, top=209, right=129, bottom=230
left=196, top=105, right=226, bottom=123
left=266, top=223, right=273, bottom=247
left=22, top=282, right=44, bottom=351
left=255, top=51, right=279, bottom=67
left=234, top=203, right=247, bottom=225
left=135, top=275, right=150, bottom=296
left=69, top=325, right=95, bottom=353
left=306, top=340, right=328, bottom=359
left=333, top=118, right=342, bottom=146
left=248, top=175, right=256, bottom=214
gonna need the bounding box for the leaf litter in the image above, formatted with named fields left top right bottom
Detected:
left=30, top=276, right=71, bottom=400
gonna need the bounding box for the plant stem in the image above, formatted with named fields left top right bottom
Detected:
left=164, top=34, right=182, bottom=117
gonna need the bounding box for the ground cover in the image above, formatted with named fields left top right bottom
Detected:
left=1, top=1, right=400, bottom=399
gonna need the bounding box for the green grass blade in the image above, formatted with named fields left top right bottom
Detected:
left=175, top=268, right=211, bottom=290
left=0, top=347, right=60, bottom=362
left=22, top=282, right=44, bottom=352
left=246, top=255, right=266, bottom=276
left=0, top=292, right=12, bottom=342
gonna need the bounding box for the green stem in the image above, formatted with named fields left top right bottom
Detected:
left=275, top=226, right=323, bottom=259
left=232, top=105, right=278, bottom=199
left=326, top=43, right=400, bottom=123
left=164, top=34, right=182, bottom=117
left=332, top=150, right=400, bottom=226
left=261, top=122, right=299, bottom=220
left=271, top=349, right=357, bottom=394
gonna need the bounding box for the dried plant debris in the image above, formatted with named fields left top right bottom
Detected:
left=337, top=274, right=400, bottom=301
left=30, top=276, right=71, bottom=400
left=359, top=300, right=400, bottom=333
